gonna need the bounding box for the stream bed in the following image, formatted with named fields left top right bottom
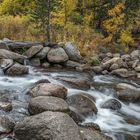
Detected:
left=0, top=66, right=140, bottom=140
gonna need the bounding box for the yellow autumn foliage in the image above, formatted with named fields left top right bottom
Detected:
left=103, top=2, right=125, bottom=43
left=120, top=30, right=134, bottom=44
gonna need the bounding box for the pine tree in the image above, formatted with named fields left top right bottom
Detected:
left=31, top=0, right=58, bottom=42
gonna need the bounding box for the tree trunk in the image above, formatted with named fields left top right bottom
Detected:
left=47, top=0, right=51, bottom=42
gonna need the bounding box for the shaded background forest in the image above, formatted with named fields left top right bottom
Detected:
left=0, top=0, right=140, bottom=56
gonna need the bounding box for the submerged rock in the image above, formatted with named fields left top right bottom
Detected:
left=6, top=63, right=29, bottom=76
left=28, top=83, right=67, bottom=99
left=101, top=99, right=122, bottom=110
left=56, top=76, right=91, bottom=90
left=14, top=111, right=82, bottom=140
left=116, top=89, right=140, bottom=102
left=47, top=47, right=69, bottom=63
left=28, top=96, right=69, bottom=115
left=66, top=93, right=98, bottom=122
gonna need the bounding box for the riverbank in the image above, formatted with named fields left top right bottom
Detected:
left=0, top=38, right=140, bottom=140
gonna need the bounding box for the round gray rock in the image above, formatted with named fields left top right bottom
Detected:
left=28, top=96, right=69, bottom=115
left=28, top=83, right=67, bottom=99
left=47, top=47, right=69, bottom=63
left=14, top=111, right=82, bottom=140
left=101, top=99, right=122, bottom=110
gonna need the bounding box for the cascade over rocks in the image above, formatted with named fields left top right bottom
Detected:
left=14, top=111, right=82, bottom=140
left=66, top=93, right=98, bottom=122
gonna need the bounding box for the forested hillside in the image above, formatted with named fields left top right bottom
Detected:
left=0, top=0, right=140, bottom=55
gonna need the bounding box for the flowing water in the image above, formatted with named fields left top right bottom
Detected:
left=0, top=66, right=140, bottom=140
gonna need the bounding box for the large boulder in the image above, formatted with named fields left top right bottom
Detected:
left=0, top=59, right=13, bottom=71
left=66, top=93, right=97, bottom=122
left=28, top=96, right=69, bottom=115
left=35, top=47, right=50, bottom=60
left=14, top=111, right=82, bottom=140
left=0, top=116, right=15, bottom=134
left=64, top=42, right=82, bottom=62
left=0, top=49, right=26, bottom=64
left=101, top=99, right=122, bottom=110
left=24, top=45, right=43, bottom=58
left=6, top=63, right=29, bottom=76
left=80, top=127, right=112, bottom=140
left=28, top=83, right=67, bottom=99
left=56, top=76, right=91, bottom=90
left=47, top=47, right=69, bottom=63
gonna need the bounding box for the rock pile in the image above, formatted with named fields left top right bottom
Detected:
left=0, top=39, right=89, bottom=76
left=13, top=79, right=112, bottom=140
left=93, top=50, right=140, bottom=79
